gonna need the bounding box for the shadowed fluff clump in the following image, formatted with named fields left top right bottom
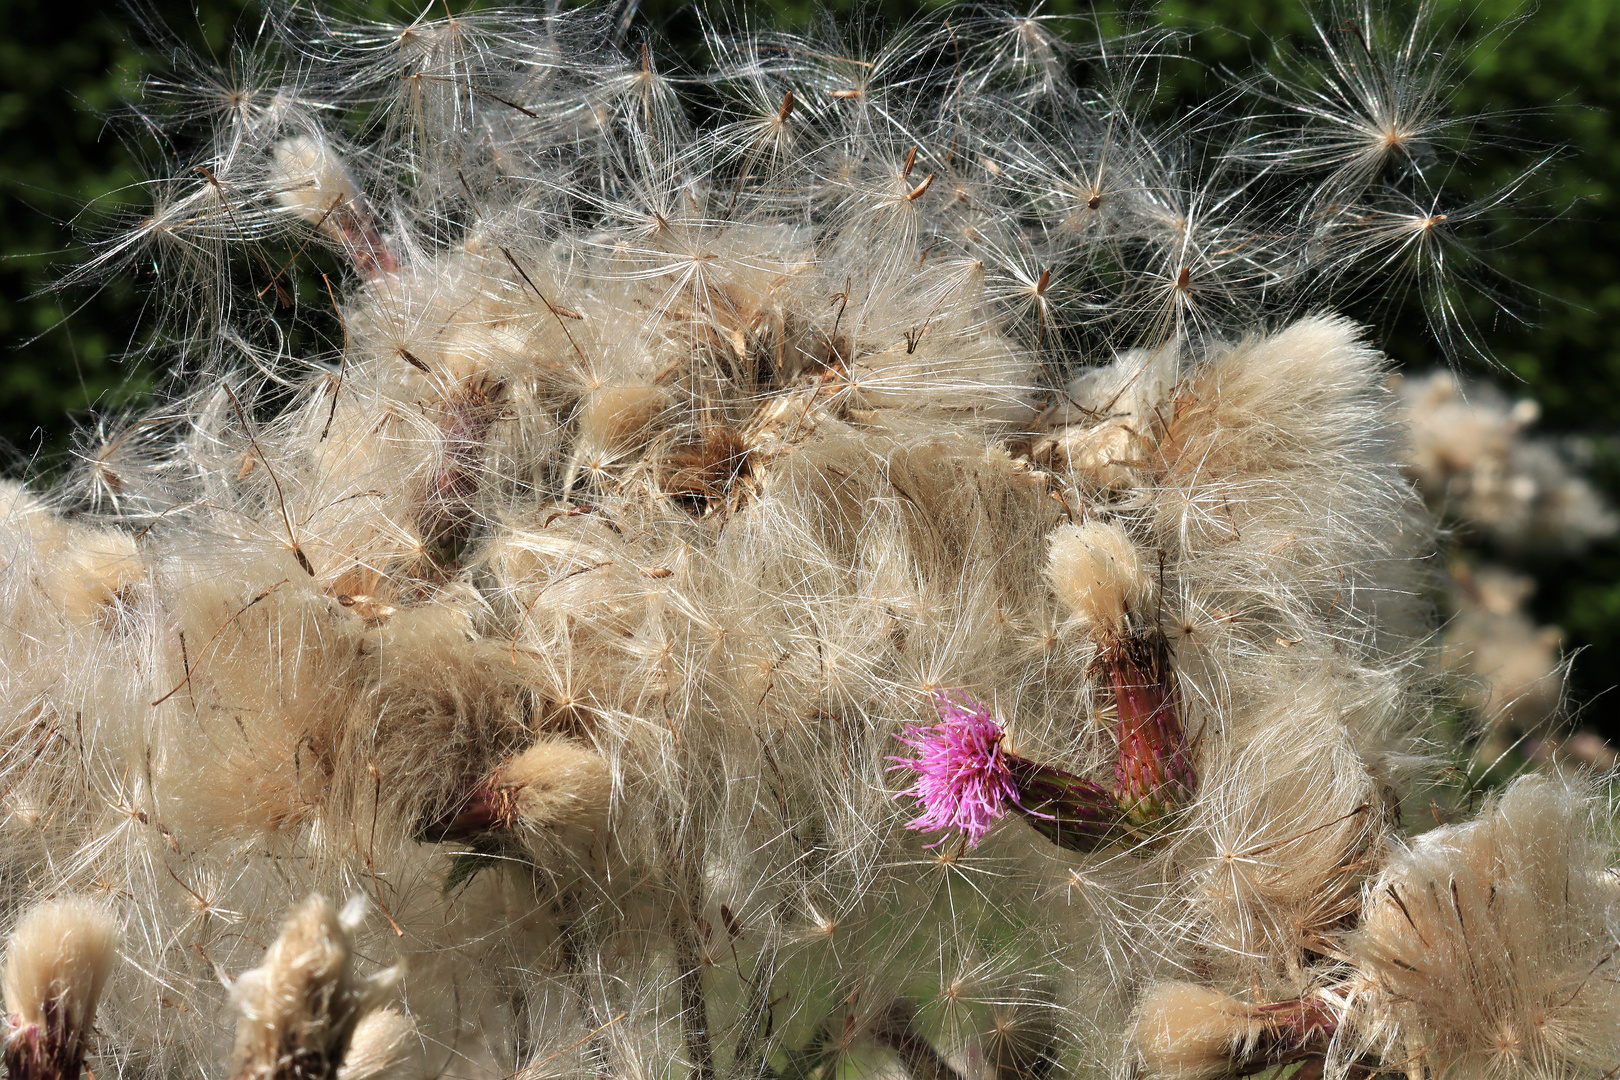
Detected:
left=0, top=6, right=1609, bottom=1080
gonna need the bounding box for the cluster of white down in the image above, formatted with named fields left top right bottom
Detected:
left=1397, top=372, right=1618, bottom=765
left=1, top=8, right=1615, bottom=1080
left=1399, top=372, right=1617, bottom=554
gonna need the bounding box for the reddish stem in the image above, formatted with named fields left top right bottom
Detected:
left=1107, top=638, right=1194, bottom=830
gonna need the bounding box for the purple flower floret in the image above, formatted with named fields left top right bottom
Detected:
left=891, top=690, right=1125, bottom=854
left=889, top=692, right=1020, bottom=847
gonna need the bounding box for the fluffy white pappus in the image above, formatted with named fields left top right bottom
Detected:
left=1343, top=774, right=1620, bottom=1079
left=0, top=480, right=147, bottom=630
left=1182, top=710, right=1391, bottom=994
left=272, top=138, right=364, bottom=226
left=1045, top=520, right=1152, bottom=636
left=566, top=382, right=669, bottom=490
left=500, top=740, right=613, bottom=835
left=335, top=1008, right=417, bottom=1080
left=270, top=138, right=396, bottom=278
left=1127, top=979, right=1337, bottom=1080
left=1031, top=419, right=1151, bottom=494
left=229, top=896, right=401, bottom=1080
left=2, top=897, right=120, bottom=1080
left=1031, top=343, right=1176, bottom=494
left=1128, top=981, right=1266, bottom=1080
left=3, top=4, right=1569, bottom=1079
left=1443, top=564, right=1567, bottom=758
left=1127, top=977, right=1250, bottom=1080
left=1151, top=317, right=1415, bottom=575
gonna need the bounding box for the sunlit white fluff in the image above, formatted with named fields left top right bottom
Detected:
left=0, top=6, right=1581, bottom=1080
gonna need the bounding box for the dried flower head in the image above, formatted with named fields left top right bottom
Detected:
left=229, top=897, right=401, bottom=1080
left=1045, top=520, right=1152, bottom=635
left=1, top=899, right=119, bottom=1080
left=1129, top=981, right=1334, bottom=1080
left=1343, top=775, right=1620, bottom=1078
left=270, top=137, right=396, bottom=278
left=421, top=738, right=611, bottom=842
left=1399, top=370, right=1617, bottom=552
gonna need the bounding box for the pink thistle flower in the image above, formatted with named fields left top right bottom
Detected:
left=891, top=691, right=1126, bottom=852
left=889, top=692, right=1021, bottom=847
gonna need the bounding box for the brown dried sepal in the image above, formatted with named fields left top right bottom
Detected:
left=659, top=427, right=755, bottom=517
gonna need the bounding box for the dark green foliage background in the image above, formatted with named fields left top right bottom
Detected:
left=1, top=0, right=1614, bottom=731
